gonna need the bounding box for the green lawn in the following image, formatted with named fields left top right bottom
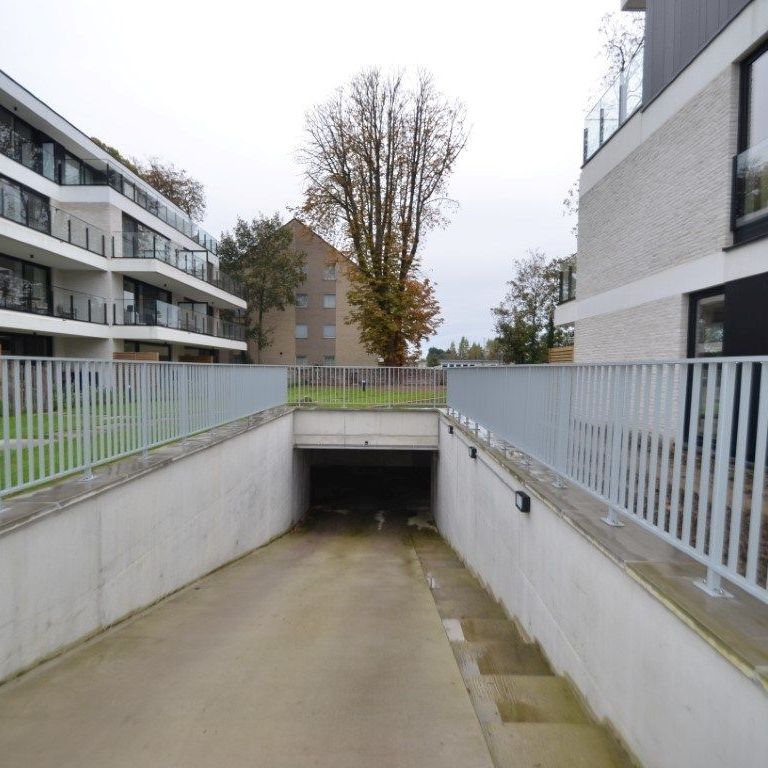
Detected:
left=288, top=385, right=445, bottom=408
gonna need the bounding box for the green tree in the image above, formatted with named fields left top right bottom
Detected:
left=447, top=341, right=458, bottom=358
left=492, top=249, right=572, bottom=364
left=218, top=214, right=306, bottom=362
left=467, top=342, right=485, bottom=360
left=298, top=68, right=468, bottom=365
left=457, top=336, right=470, bottom=359
left=426, top=346, right=446, bottom=367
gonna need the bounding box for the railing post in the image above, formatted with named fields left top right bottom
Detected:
left=79, top=361, right=94, bottom=481
left=603, top=365, right=626, bottom=527
left=67, top=218, right=72, bottom=244
left=140, top=362, right=150, bottom=460
left=696, top=362, right=736, bottom=598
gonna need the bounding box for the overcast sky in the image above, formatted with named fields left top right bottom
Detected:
left=1, top=0, right=617, bottom=351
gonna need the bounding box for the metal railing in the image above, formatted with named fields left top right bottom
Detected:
left=114, top=231, right=244, bottom=298
left=288, top=365, right=446, bottom=408
left=583, top=41, right=644, bottom=162
left=0, top=357, right=286, bottom=497
left=448, top=359, right=768, bottom=605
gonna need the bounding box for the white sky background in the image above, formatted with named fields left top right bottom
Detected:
left=0, top=0, right=618, bottom=352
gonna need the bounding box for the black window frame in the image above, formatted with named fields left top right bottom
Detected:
left=734, top=39, right=768, bottom=244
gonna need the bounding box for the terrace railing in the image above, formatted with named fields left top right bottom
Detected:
left=0, top=357, right=286, bottom=498
left=447, top=359, right=768, bottom=605
left=583, top=41, right=644, bottom=162
left=288, top=365, right=446, bottom=408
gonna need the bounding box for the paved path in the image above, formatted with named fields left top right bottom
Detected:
left=0, top=502, right=493, bottom=768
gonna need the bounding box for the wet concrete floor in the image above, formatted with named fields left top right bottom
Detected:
left=0, top=467, right=634, bottom=767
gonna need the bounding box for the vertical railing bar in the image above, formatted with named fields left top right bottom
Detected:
left=46, top=361, right=55, bottom=478
left=695, top=363, right=718, bottom=555
left=681, top=364, right=702, bottom=546
left=728, top=363, right=752, bottom=571
left=745, top=363, right=768, bottom=583
left=646, top=364, right=665, bottom=525
left=706, top=362, right=736, bottom=587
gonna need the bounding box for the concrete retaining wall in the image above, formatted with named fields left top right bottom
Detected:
left=0, top=410, right=308, bottom=683
left=435, top=415, right=768, bottom=768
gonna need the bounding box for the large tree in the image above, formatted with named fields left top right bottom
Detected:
left=298, top=68, right=468, bottom=365
left=218, top=215, right=306, bottom=363
left=493, top=250, right=572, bottom=364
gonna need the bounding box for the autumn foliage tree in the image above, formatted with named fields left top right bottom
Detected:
left=298, top=68, right=468, bottom=365
left=90, top=139, right=207, bottom=222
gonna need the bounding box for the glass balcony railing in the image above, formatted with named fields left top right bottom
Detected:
left=558, top=264, right=576, bottom=304
left=583, top=41, right=644, bottom=162
left=1, top=105, right=219, bottom=254
left=733, top=138, right=768, bottom=236
left=114, top=298, right=246, bottom=341
left=106, top=167, right=218, bottom=254
left=115, top=231, right=244, bottom=298
left=0, top=272, right=108, bottom=323
left=0, top=175, right=107, bottom=255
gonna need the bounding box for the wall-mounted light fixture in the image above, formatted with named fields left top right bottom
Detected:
left=515, top=490, right=530, bottom=513
left=448, top=425, right=454, bottom=434
left=468, top=446, right=477, bottom=459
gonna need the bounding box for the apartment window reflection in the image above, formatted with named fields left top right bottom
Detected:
left=0, top=252, right=50, bottom=315
left=693, top=294, right=725, bottom=357
left=295, top=324, right=308, bottom=339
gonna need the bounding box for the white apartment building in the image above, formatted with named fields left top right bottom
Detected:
left=556, top=0, right=768, bottom=363
left=0, top=70, right=247, bottom=362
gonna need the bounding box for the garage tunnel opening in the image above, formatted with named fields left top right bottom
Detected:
left=303, top=449, right=436, bottom=527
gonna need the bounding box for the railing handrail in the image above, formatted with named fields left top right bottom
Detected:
left=447, top=357, right=768, bottom=605
left=0, top=357, right=286, bottom=497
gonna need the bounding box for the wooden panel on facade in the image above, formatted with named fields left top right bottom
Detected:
left=548, top=346, right=575, bottom=363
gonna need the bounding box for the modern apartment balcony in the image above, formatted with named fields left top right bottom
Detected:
left=0, top=275, right=109, bottom=338
left=112, top=231, right=246, bottom=309
left=111, top=297, right=247, bottom=350
left=0, top=176, right=108, bottom=270
left=733, top=138, right=768, bottom=244
left=583, top=41, right=644, bottom=163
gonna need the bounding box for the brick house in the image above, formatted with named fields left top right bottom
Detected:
left=254, top=219, right=378, bottom=366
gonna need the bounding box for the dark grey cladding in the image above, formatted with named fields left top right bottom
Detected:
left=643, top=0, right=753, bottom=105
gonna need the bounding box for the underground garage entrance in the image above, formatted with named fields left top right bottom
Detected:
left=304, top=449, right=435, bottom=525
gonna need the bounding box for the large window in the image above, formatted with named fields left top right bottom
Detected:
left=295, top=324, right=308, bottom=339
left=0, top=252, right=50, bottom=315
left=0, top=175, right=50, bottom=233
left=295, top=293, right=309, bottom=308
left=735, top=44, right=768, bottom=241
left=322, top=324, right=336, bottom=339
left=323, top=294, right=336, bottom=309
left=0, top=105, right=102, bottom=184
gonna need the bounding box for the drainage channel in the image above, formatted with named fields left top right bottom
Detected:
left=410, top=528, right=637, bottom=768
